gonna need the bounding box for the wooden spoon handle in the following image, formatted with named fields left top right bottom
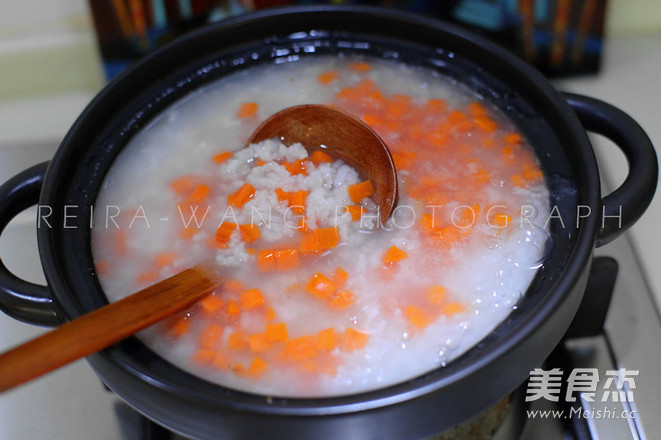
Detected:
left=0, top=264, right=220, bottom=393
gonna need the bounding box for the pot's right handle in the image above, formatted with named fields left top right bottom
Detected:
left=0, top=162, right=63, bottom=326
left=564, top=93, right=658, bottom=247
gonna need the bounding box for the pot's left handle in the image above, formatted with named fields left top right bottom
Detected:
left=0, top=162, right=64, bottom=327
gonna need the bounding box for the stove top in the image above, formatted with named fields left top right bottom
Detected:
left=0, top=143, right=659, bottom=440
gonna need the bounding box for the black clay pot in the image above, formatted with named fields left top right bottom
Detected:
left=0, top=6, right=657, bottom=440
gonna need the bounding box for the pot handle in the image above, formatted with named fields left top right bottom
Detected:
left=564, top=93, right=658, bottom=247
left=0, top=162, right=63, bottom=326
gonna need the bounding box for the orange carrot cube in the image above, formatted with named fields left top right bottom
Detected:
left=224, top=279, right=244, bottom=293
left=404, top=305, right=433, bottom=329
left=284, top=159, right=307, bottom=176
left=200, top=294, right=224, bottom=313
left=332, top=267, right=349, bottom=288
left=188, top=184, right=210, bottom=204
left=345, top=205, right=364, bottom=221
left=305, top=273, right=336, bottom=300
left=317, top=328, right=337, bottom=351
left=383, top=245, right=408, bottom=265
left=239, top=223, right=261, bottom=244
left=170, top=176, right=195, bottom=195
left=317, top=70, right=339, bottom=85
left=265, top=322, right=288, bottom=342
left=213, top=151, right=232, bottom=164
left=155, top=252, right=176, bottom=267
left=247, top=357, right=268, bottom=378
left=343, top=328, right=369, bottom=351
left=226, top=299, right=241, bottom=316
left=275, top=248, right=299, bottom=271
left=228, top=331, right=247, bottom=350
left=315, top=227, right=339, bottom=249
left=257, top=250, right=277, bottom=271
left=288, top=190, right=308, bottom=215
left=240, top=288, right=265, bottom=309
left=348, top=180, right=375, bottom=204
left=248, top=333, right=271, bottom=352
left=191, top=349, right=216, bottom=366
left=179, top=227, right=199, bottom=240
left=310, top=150, right=333, bottom=165
left=266, top=306, right=277, bottom=321
left=427, top=286, right=446, bottom=304
left=283, top=336, right=318, bottom=361
left=442, top=302, right=466, bottom=316
left=237, top=102, right=258, bottom=118
left=215, top=222, right=236, bottom=247
left=228, top=183, right=256, bottom=208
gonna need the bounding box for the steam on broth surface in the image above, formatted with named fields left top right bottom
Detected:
left=92, top=56, right=550, bottom=397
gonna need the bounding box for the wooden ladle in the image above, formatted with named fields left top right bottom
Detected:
left=248, top=104, right=398, bottom=225
left=0, top=105, right=397, bottom=392
left=0, top=264, right=221, bottom=393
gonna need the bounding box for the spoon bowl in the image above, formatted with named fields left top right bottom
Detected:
left=248, top=104, right=398, bottom=225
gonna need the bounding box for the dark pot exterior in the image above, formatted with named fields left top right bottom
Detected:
left=0, top=6, right=657, bottom=440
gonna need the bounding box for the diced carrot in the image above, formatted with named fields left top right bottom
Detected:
left=200, top=294, right=224, bottom=313
left=248, top=333, right=271, bottom=352
left=240, top=288, right=265, bottom=309
left=336, top=87, right=360, bottom=101
left=265, top=322, right=288, bottom=342
left=155, top=252, right=176, bottom=268
left=383, top=245, right=408, bottom=265
left=317, top=328, right=337, bottom=351
left=215, top=221, right=236, bottom=247
left=247, top=357, right=268, bottom=378
left=233, top=364, right=245, bottom=376
left=179, top=227, right=199, bottom=240
left=350, top=61, right=371, bottom=72
left=305, top=273, right=336, bottom=300
left=474, top=115, right=498, bottom=133
left=228, top=331, right=247, bottom=350
left=472, top=168, right=490, bottom=184
left=266, top=306, right=277, bottom=321
left=427, top=286, right=446, bottom=304
left=420, top=213, right=437, bottom=232
left=467, top=102, right=487, bottom=117
left=427, top=98, right=447, bottom=113
left=167, top=317, right=189, bottom=338
left=333, top=267, right=349, bottom=288
left=490, top=212, right=512, bottom=228
left=362, top=113, right=381, bottom=127
left=283, top=336, right=318, bottom=361
left=192, top=349, right=215, bottom=366
left=136, top=271, right=157, bottom=284
left=328, top=290, right=356, bottom=310
left=502, top=145, right=516, bottom=162
left=199, top=324, right=224, bottom=349
left=347, top=180, right=375, bottom=204
left=237, top=102, right=258, bottom=118
left=442, top=302, right=466, bottom=316
left=299, top=232, right=319, bottom=254
left=523, top=166, right=544, bottom=181
left=345, top=205, right=364, bottom=221
left=297, top=216, right=311, bottom=233
left=275, top=248, right=299, bottom=271
left=227, top=299, right=241, bottom=316
left=448, top=109, right=468, bottom=125
left=213, top=151, right=232, bottom=164
left=170, top=176, right=195, bottom=195
left=254, top=158, right=267, bottom=167
left=96, top=261, right=111, bottom=276
left=275, top=188, right=290, bottom=202
left=315, top=227, right=339, bottom=249
left=228, top=183, right=256, bottom=208
left=511, top=174, right=526, bottom=188
left=284, top=159, right=308, bottom=176
left=310, top=150, right=333, bottom=165
left=188, top=184, right=210, bottom=204
left=344, top=328, right=369, bottom=351
left=504, top=133, right=522, bottom=144
left=257, top=250, right=277, bottom=271
left=288, top=190, right=308, bottom=215
left=213, top=352, right=231, bottom=369
left=239, top=223, right=261, bottom=244
left=404, top=305, right=433, bottom=329
left=224, top=279, right=244, bottom=293
left=317, top=70, right=339, bottom=85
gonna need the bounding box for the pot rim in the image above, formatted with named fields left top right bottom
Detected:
left=38, top=4, right=600, bottom=416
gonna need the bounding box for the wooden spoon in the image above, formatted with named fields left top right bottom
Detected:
left=248, top=104, right=398, bottom=225
left=0, top=263, right=221, bottom=393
